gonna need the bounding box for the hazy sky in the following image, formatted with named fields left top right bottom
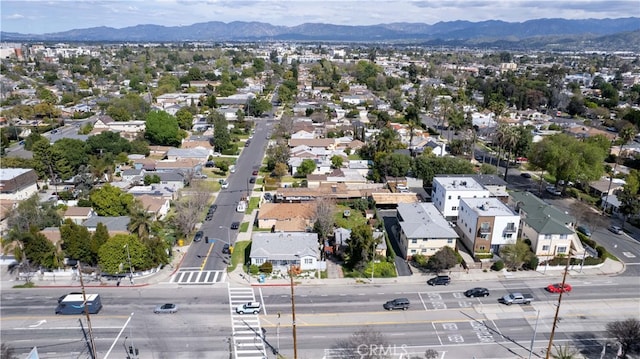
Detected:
left=2, top=0, right=639, bottom=34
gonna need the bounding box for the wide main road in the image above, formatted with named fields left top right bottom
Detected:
left=180, top=119, right=274, bottom=273
left=1, top=277, right=638, bottom=358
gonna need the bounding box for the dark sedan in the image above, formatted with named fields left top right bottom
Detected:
left=464, top=287, right=490, bottom=297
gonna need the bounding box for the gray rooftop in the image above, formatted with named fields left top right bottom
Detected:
left=510, top=191, right=574, bottom=235
left=433, top=176, right=485, bottom=191
left=397, top=202, right=458, bottom=239
left=460, top=197, right=516, bottom=217
left=82, top=216, right=130, bottom=232
left=250, top=232, right=319, bottom=261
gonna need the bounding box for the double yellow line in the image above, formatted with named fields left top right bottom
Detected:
left=199, top=241, right=216, bottom=271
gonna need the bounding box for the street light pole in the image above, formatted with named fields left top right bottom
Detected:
left=124, top=244, right=134, bottom=284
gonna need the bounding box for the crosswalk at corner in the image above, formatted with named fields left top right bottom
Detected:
left=170, top=268, right=227, bottom=285
left=228, top=287, right=267, bottom=359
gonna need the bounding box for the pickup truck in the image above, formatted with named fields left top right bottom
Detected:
left=498, top=292, right=534, bottom=305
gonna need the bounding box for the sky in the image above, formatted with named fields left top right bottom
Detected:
left=2, top=0, right=639, bottom=34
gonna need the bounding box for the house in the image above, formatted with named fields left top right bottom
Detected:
left=166, top=147, right=210, bottom=162
left=589, top=178, right=624, bottom=198
left=63, top=207, right=96, bottom=225
left=396, top=202, right=458, bottom=260
left=92, top=115, right=145, bottom=139
left=431, top=176, right=491, bottom=219
left=82, top=216, right=130, bottom=236
left=0, top=168, right=39, bottom=201
left=257, top=203, right=316, bottom=232
left=154, top=171, right=185, bottom=191
left=509, top=191, right=585, bottom=260
left=121, top=168, right=145, bottom=182
left=249, top=232, right=321, bottom=271
left=469, top=175, right=509, bottom=203
left=457, top=198, right=520, bottom=257
left=137, top=195, right=171, bottom=221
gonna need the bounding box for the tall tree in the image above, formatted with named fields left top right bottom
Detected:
left=128, top=203, right=154, bottom=240
left=145, top=110, right=183, bottom=147
left=60, top=219, right=95, bottom=265
left=211, top=113, right=231, bottom=152
left=89, top=184, right=135, bottom=216
left=313, top=198, right=336, bottom=246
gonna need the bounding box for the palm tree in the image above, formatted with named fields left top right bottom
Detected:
left=604, top=125, right=637, bottom=214
left=128, top=203, right=154, bottom=240
left=501, top=126, right=519, bottom=181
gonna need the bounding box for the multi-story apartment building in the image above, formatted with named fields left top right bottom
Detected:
left=431, top=176, right=491, bottom=219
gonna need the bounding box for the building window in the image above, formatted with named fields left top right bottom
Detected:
left=504, top=234, right=513, bottom=239
left=479, top=246, right=485, bottom=251
left=421, top=248, right=427, bottom=253
left=452, top=206, right=457, bottom=211
left=410, top=249, right=416, bottom=254
left=411, top=239, right=417, bottom=244
left=542, top=245, right=550, bottom=251
left=560, top=234, right=567, bottom=239
left=457, top=195, right=461, bottom=199
left=304, top=258, right=313, bottom=264
left=544, top=234, right=552, bottom=239
left=447, top=239, right=453, bottom=244
left=448, top=195, right=451, bottom=200
left=557, top=246, right=567, bottom=253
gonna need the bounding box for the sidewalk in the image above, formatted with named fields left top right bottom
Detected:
left=0, top=255, right=624, bottom=289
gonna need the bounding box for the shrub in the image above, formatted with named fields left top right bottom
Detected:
left=580, top=235, right=596, bottom=249
left=222, top=144, right=238, bottom=155
left=259, top=262, right=273, bottom=274
left=523, top=238, right=532, bottom=246
left=524, top=255, right=539, bottom=270
left=491, top=260, right=504, bottom=271
left=412, top=254, right=428, bottom=268
left=596, top=246, right=607, bottom=258
left=583, top=256, right=605, bottom=265
left=249, top=264, right=260, bottom=275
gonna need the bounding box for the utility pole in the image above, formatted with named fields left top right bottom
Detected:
left=545, top=247, right=572, bottom=359
left=78, top=262, right=97, bottom=359
left=289, top=266, right=298, bottom=359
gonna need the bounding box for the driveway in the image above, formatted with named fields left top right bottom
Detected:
left=379, top=209, right=412, bottom=276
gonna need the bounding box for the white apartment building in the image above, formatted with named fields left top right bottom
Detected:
left=457, top=197, right=520, bottom=256
left=431, top=176, right=491, bottom=219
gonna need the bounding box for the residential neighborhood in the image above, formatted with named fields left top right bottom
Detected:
left=1, top=37, right=640, bottom=359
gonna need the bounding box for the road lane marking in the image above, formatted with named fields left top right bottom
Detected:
left=432, top=322, right=443, bottom=345
left=418, top=292, right=428, bottom=311
left=259, top=287, right=267, bottom=316
left=199, top=242, right=216, bottom=271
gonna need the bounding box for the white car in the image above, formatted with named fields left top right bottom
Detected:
left=221, top=181, right=229, bottom=189
left=235, top=302, right=261, bottom=314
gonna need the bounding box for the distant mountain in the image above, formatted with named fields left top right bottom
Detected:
left=2, top=18, right=639, bottom=49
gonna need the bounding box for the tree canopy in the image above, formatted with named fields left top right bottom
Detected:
left=89, top=184, right=135, bottom=216
left=145, top=110, right=184, bottom=147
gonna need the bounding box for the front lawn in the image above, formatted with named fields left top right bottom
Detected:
left=246, top=197, right=260, bottom=213
left=228, top=240, right=250, bottom=272
left=334, top=204, right=367, bottom=230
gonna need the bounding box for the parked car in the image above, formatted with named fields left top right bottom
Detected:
left=221, top=181, right=229, bottom=189
left=208, top=204, right=218, bottom=214
left=235, top=301, right=261, bottom=314
left=608, top=225, right=623, bottom=234
left=427, top=275, right=451, bottom=286
left=194, top=231, right=203, bottom=242
left=222, top=243, right=230, bottom=254
left=205, top=161, right=215, bottom=168
left=576, top=226, right=591, bottom=237
left=546, top=186, right=561, bottom=196
left=383, top=298, right=410, bottom=311
left=252, top=170, right=259, bottom=176
left=154, top=303, right=178, bottom=314
left=249, top=177, right=257, bottom=183
left=230, top=221, right=240, bottom=230
left=464, top=287, right=490, bottom=298
left=520, top=172, right=532, bottom=178
left=546, top=283, right=572, bottom=293
left=263, top=193, right=273, bottom=201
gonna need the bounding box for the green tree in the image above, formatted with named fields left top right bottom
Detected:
left=499, top=240, right=531, bottom=270
left=51, top=138, right=89, bottom=173
left=266, top=142, right=290, bottom=171
left=86, top=131, right=131, bottom=156
left=106, top=93, right=150, bottom=121
left=345, top=224, right=375, bottom=271
left=18, top=228, right=59, bottom=269
left=143, top=174, right=161, bottom=185
left=375, top=152, right=411, bottom=179
left=427, top=246, right=459, bottom=272
left=60, top=219, right=95, bottom=265
left=211, top=113, right=231, bottom=152
left=32, top=137, right=73, bottom=181
left=175, top=107, right=195, bottom=131
left=413, top=154, right=476, bottom=186
left=6, top=195, right=61, bottom=237
left=145, top=110, right=183, bottom=147
left=331, top=155, right=344, bottom=169
left=616, top=188, right=640, bottom=230
left=90, top=223, right=110, bottom=260
left=90, top=184, right=135, bottom=216
left=296, top=159, right=316, bottom=177
left=128, top=203, right=154, bottom=240
left=98, top=234, right=149, bottom=274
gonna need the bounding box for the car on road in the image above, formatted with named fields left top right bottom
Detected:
left=244, top=140, right=251, bottom=147
left=208, top=204, right=218, bottom=214
left=58, top=292, right=82, bottom=303
left=252, top=170, right=259, bottom=176
left=230, top=221, right=240, bottom=230
left=464, top=287, right=490, bottom=297
left=194, top=231, right=203, bottom=242
left=249, top=177, right=257, bottom=183
left=520, top=172, right=532, bottom=178
left=546, top=283, right=572, bottom=293
left=235, top=301, right=261, bottom=314
left=608, top=225, right=623, bottom=234
left=221, top=181, right=229, bottom=189
left=546, top=186, right=561, bottom=196
left=222, top=243, right=230, bottom=254
left=205, top=214, right=213, bottom=221
left=383, top=298, right=410, bottom=311
left=427, top=275, right=451, bottom=286
left=576, top=225, right=591, bottom=237
left=154, top=303, right=178, bottom=314
left=498, top=292, right=534, bottom=305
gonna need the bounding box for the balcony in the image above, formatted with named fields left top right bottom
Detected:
left=504, top=225, right=517, bottom=233
left=478, top=226, right=492, bottom=235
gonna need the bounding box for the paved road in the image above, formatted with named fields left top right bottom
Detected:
left=2, top=278, right=637, bottom=358
left=179, top=119, right=274, bottom=278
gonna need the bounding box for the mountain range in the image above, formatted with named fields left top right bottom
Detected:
left=2, top=18, right=640, bottom=50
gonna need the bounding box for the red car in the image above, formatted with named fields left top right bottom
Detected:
left=546, top=283, right=572, bottom=293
